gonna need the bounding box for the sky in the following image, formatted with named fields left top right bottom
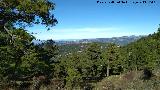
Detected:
left=27, top=0, right=160, bottom=40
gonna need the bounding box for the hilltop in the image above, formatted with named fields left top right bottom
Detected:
left=33, top=35, right=144, bottom=46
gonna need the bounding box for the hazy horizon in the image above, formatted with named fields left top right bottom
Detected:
left=33, top=34, right=145, bottom=41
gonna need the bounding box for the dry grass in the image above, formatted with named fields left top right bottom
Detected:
left=94, top=70, right=160, bottom=90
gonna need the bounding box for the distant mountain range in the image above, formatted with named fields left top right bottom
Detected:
left=32, top=35, right=145, bottom=46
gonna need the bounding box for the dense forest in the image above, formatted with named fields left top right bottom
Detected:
left=0, top=0, right=160, bottom=90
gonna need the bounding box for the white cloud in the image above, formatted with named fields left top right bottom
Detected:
left=31, top=27, right=148, bottom=40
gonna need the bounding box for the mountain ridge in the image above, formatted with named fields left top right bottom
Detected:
left=32, top=35, right=145, bottom=46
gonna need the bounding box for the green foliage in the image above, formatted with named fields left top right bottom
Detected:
left=58, top=52, right=84, bottom=87
left=85, top=43, right=103, bottom=77
left=65, top=67, right=82, bottom=88
left=0, top=0, right=57, bottom=27
left=122, top=28, right=160, bottom=71
left=0, top=1, right=58, bottom=88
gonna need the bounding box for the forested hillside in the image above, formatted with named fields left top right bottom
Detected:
left=53, top=28, right=160, bottom=89
left=94, top=29, right=160, bottom=89
left=57, top=35, right=143, bottom=55
left=122, top=28, right=160, bottom=71
left=0, top=0, right=160, bottom=90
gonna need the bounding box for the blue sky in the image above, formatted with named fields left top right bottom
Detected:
left=27, top=0, right=160, bottom=40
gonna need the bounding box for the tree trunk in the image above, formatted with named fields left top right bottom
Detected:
left=107, top=63, right=110, bottom=77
